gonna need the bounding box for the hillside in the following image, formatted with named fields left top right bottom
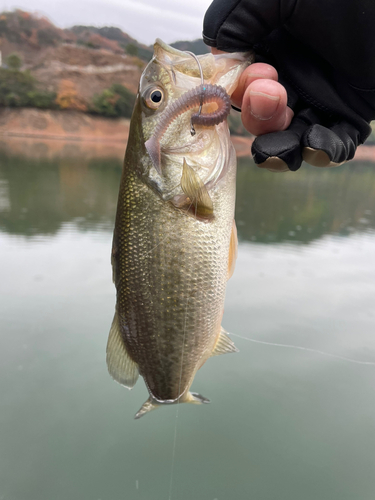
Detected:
left=0, top=9, right=211, bottom=112
left=0, top=10, right=149, bottom=108
left=0, top=10, right=153, bottom=61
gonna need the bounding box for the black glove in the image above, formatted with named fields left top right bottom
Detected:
left=203, top=0, right=375, bottom=171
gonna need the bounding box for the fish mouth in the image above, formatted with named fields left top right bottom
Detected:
left=160, top=130, right=214, bottom=156
left=145, top=121, right=230, bottom=206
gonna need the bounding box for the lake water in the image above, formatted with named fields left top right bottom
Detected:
left=1, top=143, right=375, bottom=500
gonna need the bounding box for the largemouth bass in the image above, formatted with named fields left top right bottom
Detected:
left=107, top=40, right=251, bottom=419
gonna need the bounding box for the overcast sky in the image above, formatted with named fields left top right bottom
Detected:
left=0, top=0, right=214, bottom=45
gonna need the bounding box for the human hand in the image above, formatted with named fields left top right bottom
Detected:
left=205, top=0, right=375, bottom=172
left=229, top=61, right=293, bottom=172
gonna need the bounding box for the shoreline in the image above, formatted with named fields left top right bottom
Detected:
left=0, top=108, right=374, bottom=162
left=0, top=131, right=127, bottom=143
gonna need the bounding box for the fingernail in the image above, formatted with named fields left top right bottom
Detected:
left=249, top=91, right=280, bottom=120
left=257, top=157, right=290, bottom=172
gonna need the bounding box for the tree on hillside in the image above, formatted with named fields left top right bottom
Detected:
left=55, top=80, right=87, bottom=111
left=6, top=53, right=22, bottom=70
left=0, top=66, right=56, bottom=108
left=125, top=44, right=138, bottom=57
left=91, top=83, right=135, bottom=118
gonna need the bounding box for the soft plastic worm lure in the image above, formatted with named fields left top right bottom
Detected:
left=145, top=81, right=231, bottom=173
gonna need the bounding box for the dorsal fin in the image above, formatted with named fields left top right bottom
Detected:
left=106, top=312, right=139, bottom=389
left=180, top=158, right=213, bottom=218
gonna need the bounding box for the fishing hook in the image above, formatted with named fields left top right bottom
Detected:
left=184, top=50, right=205, bottom=136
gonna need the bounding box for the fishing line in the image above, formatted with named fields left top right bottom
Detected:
left=231, top=333, right=375, bottom=366
left=184, top=50, right=204, bottom=136
left=168, top=296, right=189, bottom=500
left=184, top=51, right=204, bottom=87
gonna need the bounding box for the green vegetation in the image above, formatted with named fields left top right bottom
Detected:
left=126, top=44, right=153, bottom=62
left=91, top=84, right=136, bottom=118
left=71, top=25, right=153, bottom=61
left=121, top=42, right=152, bottom=61
left=6, top=53, right=22, bottom=70
left=124, top=43, right=138, bottom=57
left=0, top=60, right=135, bottom=115
left=0, top=63, right=56, bottom=109
left=24, top=90, right=57, bottom=108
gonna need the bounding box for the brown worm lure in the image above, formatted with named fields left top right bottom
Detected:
left=145, top=83, right=232, bottom=173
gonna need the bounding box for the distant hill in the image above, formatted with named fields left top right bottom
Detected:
left=0, top=9, right=208, bottom=64
left=171, top=39, right=209, bottom=55
left=69, top=25, right=154, bottom=61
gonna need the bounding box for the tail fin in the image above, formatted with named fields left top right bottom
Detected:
left=185, top=392, right=211, bottom=404
left=134, top=392, right=210, bottom=419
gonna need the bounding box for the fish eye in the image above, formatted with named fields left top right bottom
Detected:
left=143, top=86, right=164, bottom=110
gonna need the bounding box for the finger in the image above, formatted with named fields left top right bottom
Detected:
left=252, top=108, right=321, bottom=172
left=302, top=121, right=360, bottom=167
left=231, top=63, right=278, bottom=108
left=241, top=79, right=293, bottom=136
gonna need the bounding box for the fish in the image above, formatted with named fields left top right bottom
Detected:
left=106, top=39, right=252, bottom=419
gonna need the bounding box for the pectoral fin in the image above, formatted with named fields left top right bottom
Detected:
left=181, top=158, right=213, bottom=218
left=106, top=312, right=139, bottom=389
left=211, top=326, right=239, bottom=356
left=227, top=220, right=238, bottom=280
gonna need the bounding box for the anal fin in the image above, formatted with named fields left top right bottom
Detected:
left=106, top=311, right=139, bottom=389
left=211, top=327, right=239, bottom=356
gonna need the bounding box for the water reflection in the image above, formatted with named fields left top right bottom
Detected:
left=1, top=148, right=375, bottom=243
left=236, top=156, right=375, bottom=243
left=0, top=152, right=122, bottom=236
